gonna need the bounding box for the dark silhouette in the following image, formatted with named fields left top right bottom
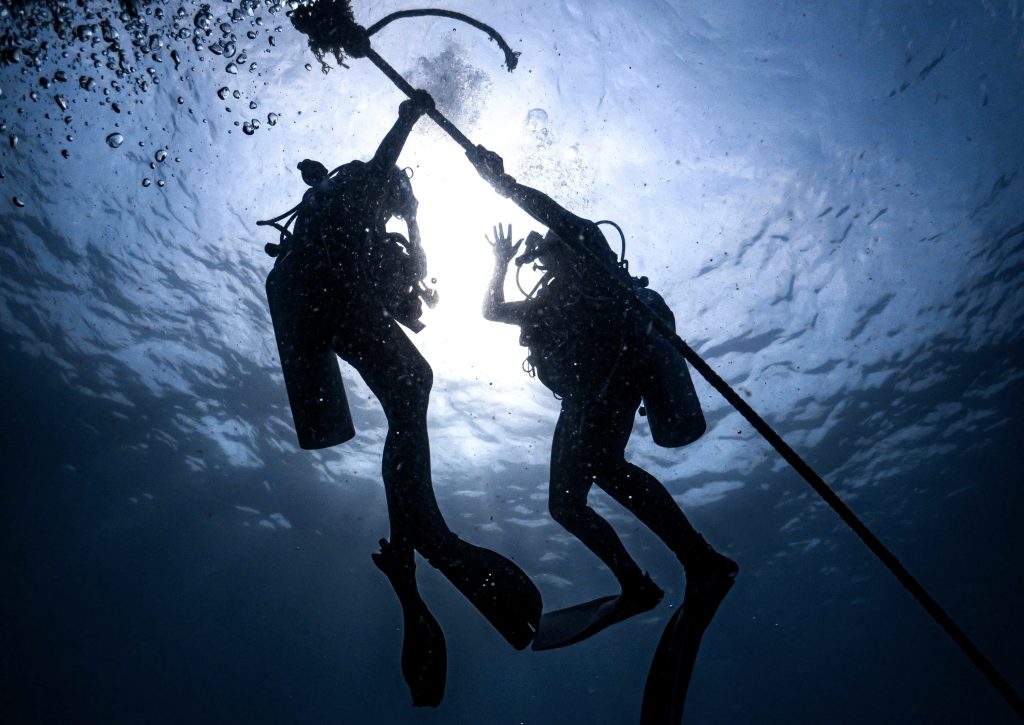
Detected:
left=263, top=97, right=541, bottom=706
left=470, top=145, right=738, bottom=650
left=640, top=579, right=737, bottom=724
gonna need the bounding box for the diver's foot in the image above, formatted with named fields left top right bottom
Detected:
left=532, top=575, right=663, bottom=651
left=372, top=538, right=417, bottom=597
left=614, top=572, right=665, bottom=619
left=423, top=535, right=542, bottom=650
left=683, top=550, right=738, bottom=612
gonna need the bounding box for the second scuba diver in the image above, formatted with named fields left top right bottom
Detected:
left=470, top=144, right=738, bottom=644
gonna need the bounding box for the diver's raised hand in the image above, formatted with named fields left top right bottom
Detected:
left=486, top=223, right=522, bottom=266
left=467, top=145, right=516, bottom=196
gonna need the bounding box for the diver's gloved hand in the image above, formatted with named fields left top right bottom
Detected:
left=467, top=144, right=516, bottom=196
left=486, top=222, right=522, bottom=266
left=400, top=90, right=435, bottom=119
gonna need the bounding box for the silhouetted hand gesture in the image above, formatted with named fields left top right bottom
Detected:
left=486, top=223, right=522, bottom=266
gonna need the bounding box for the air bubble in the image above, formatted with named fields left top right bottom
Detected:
left=106, top=132, right=124, bottom=148
left=225, top=63, right=238, bottom=75
left=267, top=112, right=278, bottom=126
left=155, top=149, right=167, bottom=162
left=12, top=197, right=25, bottom=208
left=217, top=86, right=230, bottom=100
left=526, top=108, right=549, bottom=132
left=194, top=9, right=212, bottom=32
left=249, top=100, right=257, bottom=110
left=142, top=178, right=152, bottom=187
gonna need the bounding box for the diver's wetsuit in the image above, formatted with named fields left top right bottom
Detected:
left=478, top=151, right=735, bottom=596
left=266, top=101, right=448, bottom=555
left=264, top=112, right=541, bottom=672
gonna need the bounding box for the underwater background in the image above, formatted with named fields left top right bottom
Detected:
left=2, top=0, right=1022, bottom=722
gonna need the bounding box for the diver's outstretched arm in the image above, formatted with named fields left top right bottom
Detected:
left=371, top=90, right=435, bottom=170
left=467, top=145, right=618, bottom=276
left=483, top=222, right=529, bottom=324
left=467, top=146, right=586, bottom=238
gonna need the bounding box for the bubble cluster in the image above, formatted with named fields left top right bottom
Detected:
left=0, top=0, right=287, bottom=164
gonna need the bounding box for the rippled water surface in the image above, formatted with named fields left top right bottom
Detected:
left=2, top=1, right=1023, bottom=722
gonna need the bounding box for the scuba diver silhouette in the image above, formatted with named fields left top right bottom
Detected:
left=470, top=145, right=737, bottom=647
left=262, top=95, right=541, bottom=706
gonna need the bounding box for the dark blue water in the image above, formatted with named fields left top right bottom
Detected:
left=2, top=1, right=1022, bottom=722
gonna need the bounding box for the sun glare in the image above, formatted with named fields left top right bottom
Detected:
left=394, top=138, right=547, bottom=389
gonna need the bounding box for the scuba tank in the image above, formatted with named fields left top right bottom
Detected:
left=590, top=219, right=706, bottom=447
left=266, top=265, right=356, bottom=450
left=633, top=278, right=706, bottom=447
left=258, top=162, right=435, bottom=450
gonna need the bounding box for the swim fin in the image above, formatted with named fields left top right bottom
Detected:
left=532, top=577, right=664, bottom=651
left=426, top=536, right=542, bottom=650
left=372, top=539, right=447, bottom=708
left=640, top=564, right=737, bottom=723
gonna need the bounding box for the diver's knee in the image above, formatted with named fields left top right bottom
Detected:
left=548, top=493, right=585, bottom=527
left=402, top=360, right=432, bottom=402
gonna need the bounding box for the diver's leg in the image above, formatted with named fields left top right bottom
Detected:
left=338, top=317, right=540, bottom=648
left=592, top=386, right=737, bottom=586
left=549, top=401, right=650, bottom=591
left=334, top=316, right=450, bottom=551
left=598, top=459, right=736, bottom=575
left=336, top=319, right=449, bottom=702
